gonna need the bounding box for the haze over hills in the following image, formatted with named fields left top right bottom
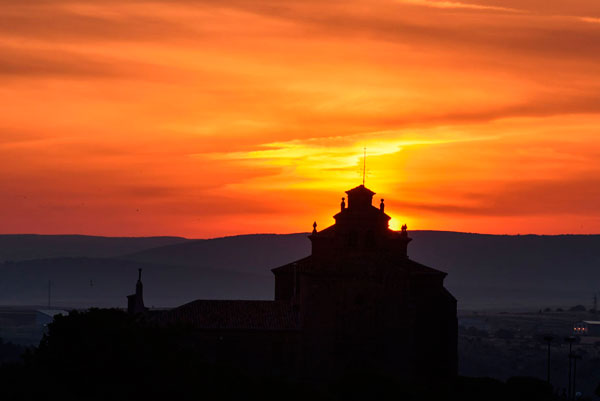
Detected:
left=0, top=257, right=271, bottom=308
left=408, top=231, right=600, bottom=309
left=0, top=231, right=599, bottom=310
left=125, top=233, right=311, bottom=274
left=0, top=234, right=190, bottom=262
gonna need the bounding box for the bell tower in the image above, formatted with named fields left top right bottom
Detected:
left=309, top=184, right=411, bottom=258
left=345, top=184, right=375, bottom=209
left=127, top=269, right=147, bottom=314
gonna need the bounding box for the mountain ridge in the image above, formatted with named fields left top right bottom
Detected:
left=0, top=234, right=191, bottom=262
left=1, top=231, right=599, bottom=310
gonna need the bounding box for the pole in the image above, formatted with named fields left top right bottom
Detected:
left=567, top=338, right=574, bottom=400
left=572, top=353, right=581, bottom=400
left=547, top=341, right=551, bottom=383
left=572, top=354, right=577, bottom=400
left=48, top=279, right=51, bottom=309
left=543, top=335, right=553, bottom=385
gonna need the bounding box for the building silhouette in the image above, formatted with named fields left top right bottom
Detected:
left=153, top=184, right=457, bottom=381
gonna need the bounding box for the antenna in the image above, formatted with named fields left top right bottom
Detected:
left=362, top=147, right=366, bottom=186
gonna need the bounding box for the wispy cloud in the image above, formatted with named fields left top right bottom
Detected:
left=398, top=173, right=600, bottom=217
left=209, top=131, right=497, bottom=191
left=397, top=0, right=520, bottom=12
left=579, top=16, right=600, bottom=24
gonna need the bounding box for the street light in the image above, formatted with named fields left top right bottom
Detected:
left=565, top=336, right=577, bottom=400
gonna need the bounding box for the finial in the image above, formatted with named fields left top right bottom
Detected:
left=380, top=198, right=385, bottom=212
left=138, top=268, right=142, bottom=281
left=312, top=221, right=317, bottom=234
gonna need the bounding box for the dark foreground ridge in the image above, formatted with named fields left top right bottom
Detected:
left=0, top=308, right=558, bottom=401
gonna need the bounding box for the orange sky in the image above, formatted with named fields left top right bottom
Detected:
left=1, top=0, right=600, bottom=237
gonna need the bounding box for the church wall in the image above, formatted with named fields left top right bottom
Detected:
left=412, top=287, right=458, bottom=379
left=274, top=272, right=293, bottom=301
left=295, top=271, right=417, bottom=379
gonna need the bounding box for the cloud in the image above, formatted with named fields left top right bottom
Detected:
left=1, top=1, right=599, bottom=66
left=395, top=173, right=600, bottom=217
left=0, top=5, right=202, bottom=42
left=0, top=45, right=193, bottom=81
left=213, top=130, right=497, bottom=192
left=579, top=16, right=600, bottom=24
left=0, top=46, right=123, bottom=78
left=397, top=0, right=520, bottom=12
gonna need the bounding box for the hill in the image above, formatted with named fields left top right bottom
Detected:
left=0, top=234, right=189, bottom=262
left=124, top=233, right=311, bottom=275
left=408, top=231, right=600, bottom=309
left=1, top=232, right=600, bottom=309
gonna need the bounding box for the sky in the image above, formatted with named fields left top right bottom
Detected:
left=1, top=0, right=600, bottom=238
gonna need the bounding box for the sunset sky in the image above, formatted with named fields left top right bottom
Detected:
left=1, top=0, right=600, bottom=237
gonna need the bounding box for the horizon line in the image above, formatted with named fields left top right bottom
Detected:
left=1, top=230, right=599, bottom=240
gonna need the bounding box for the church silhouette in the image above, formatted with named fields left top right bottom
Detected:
left=145, top=184, right=457, bottom=381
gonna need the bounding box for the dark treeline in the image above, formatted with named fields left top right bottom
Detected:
left=0, top=338, right=23, bottom=364
left=0, top=309, right=559, bottom=401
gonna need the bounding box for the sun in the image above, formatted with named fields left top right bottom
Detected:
left=389, top=218, right=402, bottom=231
left=388, top=216, right=417, bottom=232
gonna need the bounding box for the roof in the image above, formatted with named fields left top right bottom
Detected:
left=332, top=204, right=391, bottom=221
left=36, top=309, right=68, bottom=317
left=272, top=255, right=446, bottom=277
left=345, top=184, right=375, bottom=196
left=271, top=256, right=312, bottom=274
left=155, top=300, right=298, bottom=331
left=581, top=321, right=600, bottom=325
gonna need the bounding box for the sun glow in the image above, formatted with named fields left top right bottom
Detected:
left=388, top=218, right=402, bottom=232
left=388, top=215, right=418, bottom=233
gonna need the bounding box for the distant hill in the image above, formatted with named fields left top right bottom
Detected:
left=0, top=235, right=190, bottom=262
left=407, top=231, right=600, bottom=309
left=124, top=233, right=311, bottom=275
left=1, top=231, right=599, bottom=310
